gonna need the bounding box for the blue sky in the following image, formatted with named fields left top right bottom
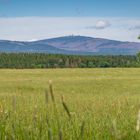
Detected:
left=0, top=0, right=140, bottom=17
left=0, top=0, right=140, bottom=42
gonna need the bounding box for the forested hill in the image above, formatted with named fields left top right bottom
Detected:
left=0, top=36, right=140, bottom=55
left=0, top=53, right=140, bottom=68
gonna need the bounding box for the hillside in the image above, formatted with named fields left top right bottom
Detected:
left=0, top=36, right=140, bottom=55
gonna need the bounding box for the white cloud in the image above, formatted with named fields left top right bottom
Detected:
left=95, top=20, right=111, bottom=29
left=0, top=17, right=140, bottom=42
left=86, top=20, right=111, bottom=29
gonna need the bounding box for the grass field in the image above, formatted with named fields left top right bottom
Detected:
left=0, top=68, right=140, bottom=140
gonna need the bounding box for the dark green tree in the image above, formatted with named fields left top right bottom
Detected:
left=0, top=53, right=139, bottom=68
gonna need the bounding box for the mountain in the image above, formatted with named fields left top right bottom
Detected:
left=0, top=36, right=140, bottom=55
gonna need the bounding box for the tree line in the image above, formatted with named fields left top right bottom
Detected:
left=0, top=53, right=140, bottom=69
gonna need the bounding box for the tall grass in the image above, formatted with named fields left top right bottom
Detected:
left=0, top=68, right=139, bottom=139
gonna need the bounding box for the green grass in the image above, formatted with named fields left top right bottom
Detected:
left=0, top=68, right=140, bottom=140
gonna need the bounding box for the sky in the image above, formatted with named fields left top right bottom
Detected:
left=0, top=0, right=140, bottom=42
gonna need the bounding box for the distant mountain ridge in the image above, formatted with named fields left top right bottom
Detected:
left=0, top=36, right=140, bottom=55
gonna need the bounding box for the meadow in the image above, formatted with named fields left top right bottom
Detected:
left=0, top=68, right=140, bottom=140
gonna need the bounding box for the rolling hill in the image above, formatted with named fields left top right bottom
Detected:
left=0, top=36, right=140, bottom=55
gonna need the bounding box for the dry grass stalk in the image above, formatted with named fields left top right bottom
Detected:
left=111, top=119, right=121, bottom=139
left=136, top=110, right=140, bottom=131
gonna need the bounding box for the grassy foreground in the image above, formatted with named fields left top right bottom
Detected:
left=0, top=68, right=140, bottom=140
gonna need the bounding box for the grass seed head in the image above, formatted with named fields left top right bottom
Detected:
left=62, top=96, right=71, bottom=119
left=49, top=80, right=55, bottom=103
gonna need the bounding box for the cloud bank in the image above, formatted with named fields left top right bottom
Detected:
left=0, top=17, right=140, bottom=42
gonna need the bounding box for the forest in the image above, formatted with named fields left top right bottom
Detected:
left=0, top=53, right=140, bottom=68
